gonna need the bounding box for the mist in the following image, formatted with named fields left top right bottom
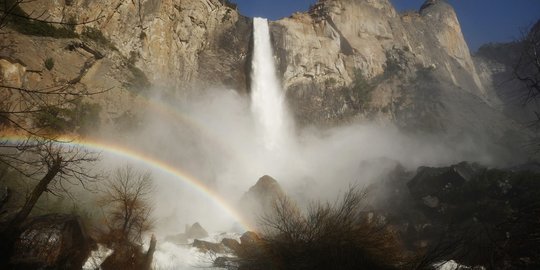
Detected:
left=85, top=83, right=503, bottom=238
left=74, top=19, right=512, bottom=245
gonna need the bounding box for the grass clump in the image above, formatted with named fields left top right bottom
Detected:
left=43, top=58, right=54, bottom=71
left=34, top=99, right=102, bottom=134
left=123, top=64, right=151, bottom=94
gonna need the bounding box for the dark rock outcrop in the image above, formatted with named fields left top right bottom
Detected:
left=0, top=186, right=9, bottom=214
left=214, top=256, right=241, bottom=268
left=370, top=162, right=540, bottom=268
left=239, top=231, right=261, bottom=247
left=9, top=214, right=93, bottom=270
left=407, top=162, right=484, bottom=202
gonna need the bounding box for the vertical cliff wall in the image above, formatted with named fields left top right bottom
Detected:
left=18, top=0, right=252, bottom=92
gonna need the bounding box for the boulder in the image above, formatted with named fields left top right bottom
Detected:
left=164, top=222, right=208, bottom=245
left=186, top=222, right=209, bottom=239
left=239, top=175, right=285, bottom=223
left=9, top=214, right=93, bottom=270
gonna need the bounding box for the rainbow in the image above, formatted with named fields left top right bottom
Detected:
left=0, top=134, right=254, bottom=231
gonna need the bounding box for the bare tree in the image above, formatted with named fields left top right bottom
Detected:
left=514, top=21, right=540, bottom=119
left=100, top=165, right=154, bottom=245
left=0, top=139, right=99, bottom=267
left=97, top=166, right=155, bottom=270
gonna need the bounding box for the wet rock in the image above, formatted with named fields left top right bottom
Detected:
left=221, top=238, right=241, bottom=253
left=192, top=239, right=226, bottom=253
left=10, top=214, right=93, bottom=270
left=214, top=256, right=241, bottom=268
left=404, top=162, right=540, bottom=267
left=240, top=231, right=261, bottom=247
left=407, top=162, right=483, bottom=201
left=0, top=186, right=9, bottom=211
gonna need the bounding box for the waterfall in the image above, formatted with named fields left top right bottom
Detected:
left=250, top=17, right=290, bottom=151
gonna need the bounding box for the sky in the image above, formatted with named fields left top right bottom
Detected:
left=233, top=0, right=540, bottom=52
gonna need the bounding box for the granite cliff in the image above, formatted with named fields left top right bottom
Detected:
left=0, top=0, right=533, bottom=154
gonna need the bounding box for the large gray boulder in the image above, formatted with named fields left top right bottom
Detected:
left=239, top=175, right=285, bottom=224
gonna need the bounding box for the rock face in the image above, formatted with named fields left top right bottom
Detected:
left=1, top=0, right=251, bottom=134
left=0, top=0, right=533, bottom=159
left=268, top=0, right=530, bottom=158
left=9, top=214, right=93, bottom=270
left=17, top=0, right=251, bottom=92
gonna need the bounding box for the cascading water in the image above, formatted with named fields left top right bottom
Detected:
left=250, top=17, right=291, bottom=151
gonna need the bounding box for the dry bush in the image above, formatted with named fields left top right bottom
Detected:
left=238, top=187, right=407, bottom=270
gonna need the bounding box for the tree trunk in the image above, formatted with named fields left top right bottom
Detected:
left=143, top=234, right=157, bottom=270
left=7, top=156, right=62, bottom=231
left=0, top=156, right=62, bottom=267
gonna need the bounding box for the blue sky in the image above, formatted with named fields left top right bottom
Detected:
left=233, top=0, right=540, bottom=52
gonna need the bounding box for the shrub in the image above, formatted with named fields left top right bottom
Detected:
left=44, top=57, right=54, bottom=71
left=350, top=69, right=373, bottom=105
left=221, top=0, right=237, bottom=9
left=34, top=99, right=101, bottom=134
left=237, top=187, right=407, bottom=270
left=123, top=64, right=151, bottom=94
